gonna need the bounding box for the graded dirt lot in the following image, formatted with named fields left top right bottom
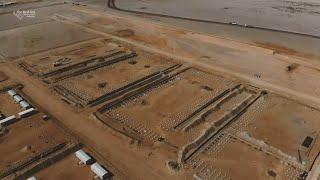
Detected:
left=231, top=94, right=320, bottom=168
left=197, top=139, right=291, bottom=180
left=49, top=7, right=320, bottom=108
left=182, top=92, right=320, bottom=180
left=102, top=68, right=240, bottom=145
left=0, top=20, right=98, bottom=59
left=1, top=114, right=68, bottom=170
left=0, top=92, right=21, bottom=116
left=115, top=0, right=320, bottom=36
left=34, top=153, right=93, bottom=180
left=0, top=0, right=320, bottom=179
left=19, top=38, right=124, bottom=76
left=0, top=93, right=80, bottom=179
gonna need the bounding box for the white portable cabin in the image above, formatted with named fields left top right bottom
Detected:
left=13, top=95, right=23, bottom=103
left=27, top=176, right=36, bottom=180
left=7, top=89, right=17, bottom=97
left=90, top=163, right=110, bottom=180
left=75, top=150, right=93, bottom=165
left=0, top=115, right=17, bottom=126
left=19, top=100, right=30, bottom=109
left=18, top=108, right=36, bottom=118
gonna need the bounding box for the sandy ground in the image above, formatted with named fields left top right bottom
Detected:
left=34, top=154, right=94, bottom=180
left=246, top=95, right=320, bottom=160
left=228, top=93, right=320, bottom=168
left=75, top=0, right=320, bottom=57
left=0, top=1, right=319, bottom=179
left=60, top=55, right=174, bottom=99
left=50, top=7, right=320, bottom=109
left=20, top=38, right=125, bottom=75
left=105, top=68, right=239, bottom=146
left=0, top=113, right=70, bottom=171
left=0, top=20, right=98, bottom=59
left=199, top=139, right=288, bottom=179
left=0, top=64, right=184, bottom=179
left=116, top=0, right=320, bottom=36
left=0, top=93, right=21, bottom=116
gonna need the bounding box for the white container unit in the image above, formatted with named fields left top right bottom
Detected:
left=13, top=95, right=23, bottom=103
left=75, top=150, right=93, bottom=165
left=19, top=100, right=30, bottom=109
left=7, top=89, right=17, bottom=97
left=27, top=176, right=36, bottom=180
left=91, top=163, right=110, bottom=179
left=0, top=115, right=16, bottom=126
left=18, top=108, right=36, bottom=118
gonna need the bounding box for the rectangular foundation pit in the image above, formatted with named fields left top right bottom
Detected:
left=54, top=50, right=177, bottom=107
left=227, top=94, right=320, bottom=170
left=102, top=68, right=239, bottom=145
left=193, top=138, right=303, bottom=180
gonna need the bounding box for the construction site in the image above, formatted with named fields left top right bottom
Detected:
left=0, top=0, right=320, bottom=179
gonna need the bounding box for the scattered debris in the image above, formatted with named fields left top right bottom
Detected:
left=166, top=160, right=180, bottom=172
left=98, top=82, right=107, bottom=88
left=254, top=73, right=261, bottom=79
left=42, top=114, right=50, bottom=120
left=286, top=63, right=299, bottom=72
left=20, top=145, right=32, bottom=152
left=53, top=57, right=71, bottom=67
left=301, top=136, right=313, bottom=148
left=202, top=85, right=213, bottom=91
left=267, top=170, right=277, bottom=177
